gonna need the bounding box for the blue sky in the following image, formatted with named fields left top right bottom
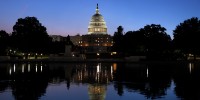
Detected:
left=0, top=0, right=200, bottom=38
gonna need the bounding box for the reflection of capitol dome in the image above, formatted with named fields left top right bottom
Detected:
left=88, top=84, right=107, bottom=100
left=88, top=4, right=107, bottom=34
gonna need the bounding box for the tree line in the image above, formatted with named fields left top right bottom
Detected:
left=112, top=17, right=200, bottom=60
left=0, top=16, right=200, bottom=60
left=0, top=16, right=73, bottom=57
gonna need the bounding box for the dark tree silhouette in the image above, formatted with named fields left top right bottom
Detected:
left=113, top=24, right=171, bottom=59
left=173, top=17, right=200, bottom=60
left=11, top=16, right=51, bottom=53
left=112, top=26, right=124, bottom=56
left=0, top=30, right=10, bottom=55
left=139, top=24, right=172, bottom=59
left=124, top=31, right=146, bottom=56
left=0, top=30, right=9, bottom=37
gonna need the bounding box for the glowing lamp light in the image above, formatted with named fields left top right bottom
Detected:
left=111, top=52, right=117, bottom=55
left=113, top=52, right=117, bottom=54
left=97, top=53, right=100, bottom=56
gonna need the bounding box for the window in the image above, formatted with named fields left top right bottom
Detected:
left=95, top=28, right=100, bottom=32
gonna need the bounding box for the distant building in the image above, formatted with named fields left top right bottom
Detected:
left=88, top=4, right=107, bottom=35
left=50, top=35, right=64, bottom=42
left=50, top=35, right=81, bottom=45
left=50, top=4, right=113, bottom=54
left=70, top=35, right=82, bottom=46
left=80, top=4, right=113, bottom=53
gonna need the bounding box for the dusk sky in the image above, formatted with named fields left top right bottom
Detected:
left=0, top=0, right=200, bottom=38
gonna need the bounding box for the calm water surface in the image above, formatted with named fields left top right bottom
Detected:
left=0, top=62, right=200, bottom=100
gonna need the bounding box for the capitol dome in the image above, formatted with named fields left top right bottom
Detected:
left=88, top=4, right=107, bottom=34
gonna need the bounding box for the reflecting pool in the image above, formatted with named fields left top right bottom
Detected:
left=0, top=62, right=200, bottom=100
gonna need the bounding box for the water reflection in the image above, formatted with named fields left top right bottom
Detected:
left=173, top=62, right=200, bottom=100
left=13, top=64, right=15, bottom=73
left=146, top=66, right=149, bottom=78
left=88, top=84, right=106, bottom=100
left=1, top=62, right=200, bottom=100
left=22, top=64, right=25, bottom=73
left=28, top=63, right=30, bottom=72
left=189, top=62, right=194, bottom=74
left=0, top=63, right=48, bottom=100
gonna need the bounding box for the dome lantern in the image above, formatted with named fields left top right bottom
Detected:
left=96, top=4, right=100, bottom=14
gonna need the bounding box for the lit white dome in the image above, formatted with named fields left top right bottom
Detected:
left=88, top=4, right=107, bottom=34
left=91, top=14, right=104, bottom=22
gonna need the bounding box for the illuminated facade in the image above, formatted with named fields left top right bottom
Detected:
left=81, top=34, right=112, bottom=47
left=80, top=4, right=113, bottom=53
left=88, top=4, right=107, bottom=34
left=70, top=35, right=82, bottom=46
